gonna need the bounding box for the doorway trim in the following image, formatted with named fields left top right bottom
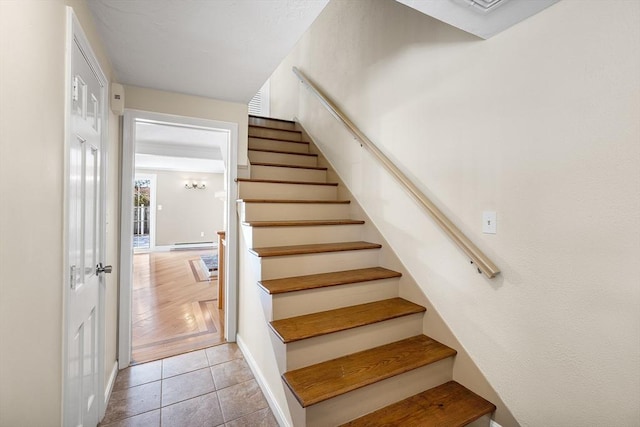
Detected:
left=119, top=109, right=238, bottom=368
left=63, top=7, right=109, bottom=424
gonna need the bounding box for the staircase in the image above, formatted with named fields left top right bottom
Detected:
left=238, top=115, right=496, bottom=426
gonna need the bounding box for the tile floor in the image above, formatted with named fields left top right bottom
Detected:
left=100, top=343, right=279, bottom=427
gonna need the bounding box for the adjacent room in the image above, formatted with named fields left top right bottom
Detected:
left=130, top=120, right=228, bottom=363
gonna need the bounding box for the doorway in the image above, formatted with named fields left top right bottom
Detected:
left=131, top=148, right=224, bottom=362
left=119, top=110, right=238, bottom=368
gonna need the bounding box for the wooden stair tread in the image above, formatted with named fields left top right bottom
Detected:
left=270, top=298, right=425, bottom=343
left=248, top=148, right=317, bottom=157
left=250, top=241, right=381, bottom=257
left=250, top=162, right=327, bottom=171
left=249, top=136, right=308, bottom=144
left=238, top=199, right=350, bottom=204
left=249, top=115, right=296, bottom=124
left=283, top=335, right=456, bottom=407
left=236, top=178, right=338, bottom=186
left=258, top=267, right=402, bottom=295
left=340, top=381, right=496, bottom=427
left=244, top=219, right=364, bottom=227
left=249, top=124, right=301, bottom=134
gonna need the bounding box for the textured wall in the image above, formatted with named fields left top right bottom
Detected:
left=135, top=169, right=225, bottom=246
left=269, top=0, right=640, bottom=425
left=0, top=0, right=120, bottom=424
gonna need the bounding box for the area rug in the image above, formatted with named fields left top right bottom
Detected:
left=187, top=254, right=219, bottom=282
left=200, top=254, right=218, bottom=272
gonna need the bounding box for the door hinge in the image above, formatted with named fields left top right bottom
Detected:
left=70, top=265, right=77, bottom=289
left=72, top=76, right=79, bottom=102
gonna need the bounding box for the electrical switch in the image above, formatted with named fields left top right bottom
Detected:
left=482, top=211, right=497, bottom=234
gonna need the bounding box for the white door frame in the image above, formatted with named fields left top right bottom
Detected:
left=119, top=109, right=238, bottom=368
left=63, top=7, right=109, bottom=424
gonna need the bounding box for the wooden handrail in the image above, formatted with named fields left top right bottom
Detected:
left=292, top=67, right=500, bottom=278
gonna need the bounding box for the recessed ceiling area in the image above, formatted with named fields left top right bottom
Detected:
left=135, top=122, right=227, bottom=173
left=87, top=0, right=330, bottom=103
left=396, top=0, right=559, bottom=39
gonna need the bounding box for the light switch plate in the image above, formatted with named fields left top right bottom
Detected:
left=483, top=211, right=497, bottom=234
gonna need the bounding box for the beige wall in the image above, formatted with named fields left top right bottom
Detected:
left=0, top=0, right=120, bottom=425
left=269, top=0, right=640, bottom=426
left=136, top=169, right=224, bottom=246
left=124, top=85, right=249, bottom=167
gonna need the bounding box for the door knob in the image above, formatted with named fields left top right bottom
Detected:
left=96, top=263, right=113, bottom=274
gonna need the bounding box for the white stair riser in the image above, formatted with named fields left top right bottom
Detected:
left=239, top=202, right=351, bottom=222
left=467, top=415, right=492, bottom=427
left=251, top=165, right=327, bottom=183
left=248, top=224, right=364, bottom=247
left=249, top=127, right=302, bottom=142
left=249, top=117, right=297, bottom=131
left=249, top=150, right=317, bottom=167
left=299, top=358, right=454, bottom=427
left=238, top=181, right=337, bottom=201
left=249, top=137, right=309, bottom=154
left=277, top=313, right=424, bottom=371
left=267, top=278, right=400, bottom=320
left=258, top=249, right=380, bottom=280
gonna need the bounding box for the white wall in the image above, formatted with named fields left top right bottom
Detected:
left=0, top=0, right=120, bottom=424
left=124, top=85, right=249, bottom=167
left=269, top=1, right=640, bottom=425
left=137, top=169, right=224, bottom=246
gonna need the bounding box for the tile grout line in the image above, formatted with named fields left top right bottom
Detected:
left=159, top=359, right=163, bottom=427
left=103, top=344, right=275, bottom=426
left=224, top=405, right=274, bottom=425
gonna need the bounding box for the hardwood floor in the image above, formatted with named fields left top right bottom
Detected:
left=132, top=250, right=224, bottom=364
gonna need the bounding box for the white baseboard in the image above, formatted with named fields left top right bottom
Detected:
left=237, top=334, right=291, bottom=427
left=143, top=243, right=217, bottom=253
left=170, top=243, right=216, bottom=251
left=104, top=360, right=118, bottom=405
left=490, top=420, right=503, bottom=427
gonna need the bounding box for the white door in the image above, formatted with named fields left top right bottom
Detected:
left=65, top=14, right=107, bottom=427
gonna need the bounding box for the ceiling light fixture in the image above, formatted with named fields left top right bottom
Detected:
left=461, top=0, right=510, bottom=13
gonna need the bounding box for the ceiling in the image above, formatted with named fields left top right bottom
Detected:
left=87, top=0, right=558, bottom=106
left=397, top=0, right=559, bottom=39
left=92, top=0, right=556, bottom=173
left=134, top=121, right=228, bottom=173
left=88, top=0, right=330, bottom=103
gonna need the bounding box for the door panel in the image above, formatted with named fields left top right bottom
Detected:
left=66, top=35, right=103, bottom=427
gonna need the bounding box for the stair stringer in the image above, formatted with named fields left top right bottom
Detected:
left=236, top=223, right=297, bottom=426
left=295, top=120, right=520, bottom=427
